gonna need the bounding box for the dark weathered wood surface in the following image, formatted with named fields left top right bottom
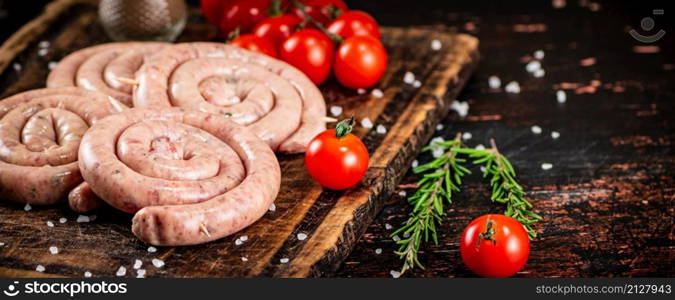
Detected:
left=0, top=1, right=478, bottom=277
left=336, top=0, right=674, bottom=277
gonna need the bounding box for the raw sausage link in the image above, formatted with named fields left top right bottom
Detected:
left=78, top=108, right=280, bottom=245
left=68, top=182, right=106, bottom=213
left=0, top=87, right=127, bottom=205
left=47, top=42, right=167, bottom=106
left=134, top=42, right=326, bottom=153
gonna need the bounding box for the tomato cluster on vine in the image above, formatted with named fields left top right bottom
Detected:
left=201, top=0, right=387, bottom=89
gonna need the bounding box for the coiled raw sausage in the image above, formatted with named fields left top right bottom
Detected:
left=47, top=42, right=167, bottom=106
left=78, top=108, right=280, bottom=245
left=134, top=42, right=326, bottom=153
left=0, top=87, right=126, bottom=205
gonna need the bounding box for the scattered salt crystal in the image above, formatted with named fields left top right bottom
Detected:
left=0, top=242, right=4, bottom=246
left=279, top=258, right=289, bottom=264
left=392, top=235, right=401, bottom=242
left=235, top=238, right=244, bottom=246
left=436, top=124, right=444, bottom=131
left=47, top=221, right=54, bottom=227
left=533, top=69, right=545, bottom=78
left=403, top=232, right=410, bottom=238
left=450, top=100, right=469, bottom=117
left=403, top=71, right=415, bottom=84
left=375, top=248, right=382, bottom=254
left=48, top=61, right=58, bottom=70
left=488, top=76, right=501, bottom=89
left=136, top=269, right=146, bottom=278
left=390, top=270, right=401, bottom=278
left=76, top=215, right=90, bottom=223
left=526, top=61, right=542, bottom=73
left=480, top=166, right=487, bottom=173
left=24, top=204, right=32, bottom=211
left=505, top=81, right=521, bottom=93
left=541, top=163, right=553, bottom=170
left=376, top=124, right=387, bottom=134
left=36, top=265, right=45, bottom=272
left=241, top=257, right=248, bottom=262
left=357, top=88, right=366, bottom=94
left=297, top=233, right=308, bottom=241
left=531, top=125, right=543, bottom=134
left=534, top=49, right=545, bottom=59
left=38, top=48, right=48, bottom=56
left=268, top=203, right=276, bottom=212
left=239, top=235, right=248, bottom=242
left=59, top=217, right=67, bottom=223
left=462, top=132, right=473, bottom=140
left=49, top=246, right=59, bottom=254
left=429, top=137, right=446, bottom=158
left=556, top=90, right=567, bottom=103
left=412, top=80, right=422, bottom=88
left=116, top=266, right=126, bottom=276
left=412, top=160, right=419, bottom=168
left=147, top=246, right=157, bottom=253
left=360, top=117, right=373, bottom=129
left=475, top=144, right=486, bottom=150
left=431, top=39, right=442, bottom=51
left=38, top=41, right=50, bottom=48
left=551, top=131, right=560, bottom=139
left=398, top=190, right=406, bottom=197
left=133, top=259, right=142, bottom=269
left=151, top=258, right=164, bottom=268
left=12, top=63, right=21, bottom=72
left=84, top=271, right=92, bottom=278
left=384, top=223, right=393, bottom=230
left=371, top=89, right=383, bottom=98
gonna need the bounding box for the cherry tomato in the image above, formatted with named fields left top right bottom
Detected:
left=327, top=10, right=380, bottom=40
left=460, top=214, right=530, bottom=278
left=253, top=14, right=302, bottom=48
left=334, top=35, right=387, bottom=89
left=280, top=28, right=334, bottom=85
left=200, top=0, right=231, bottom=26
left=293, top=0, right=348, bottom=26
left=219, top=0, right=272, bottom=35
left=230, top=34, right=278, bottom=58
left=305, top=118, right=369, bottom=190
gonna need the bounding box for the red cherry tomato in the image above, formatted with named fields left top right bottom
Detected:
left=460, top=214, right=530, bottom=278
left=219, top=0, right=272, bottom=35
left=334, top=35, right=387, bottom=89
left=293, top=0, right=348, bottom=26
left=327, top=10, right=380, bottom=40
left=305, top=118, right=369, bottom=190
left=230, top=34, right=278, bottom=58
left=280, top=28, right=334, bottom=85
left=253, top=14, right=302, bottom=48
left=200, top=0, right=232, bottom=26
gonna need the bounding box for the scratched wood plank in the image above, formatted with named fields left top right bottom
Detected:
left=0, top=0, right=478, bottom=277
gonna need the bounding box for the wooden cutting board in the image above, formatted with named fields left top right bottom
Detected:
left=0, top=0, right=478, bottom=277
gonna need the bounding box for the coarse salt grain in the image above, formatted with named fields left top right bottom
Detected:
left=38, top=41, right=50, bottom=48
left=450, top=100, right=469, bottom=118
left=392, top=235, right=401, bottom=242
left=462, top=132, right=473, bottom=140
left=505, top=81, right=521, bottom=93
left=531, top=125, right=543, bottom=134
left=239, top=235, right=248, bottom=242
left=84, top=271, right=92, bottom=278
left=116, top=266, right=126, bottom=276
left=357, top=88, right=366, bottom=94
left=147, top=246, right=157, bottom=253
left=526, top=61, right=542, bottom=73
left=534, top=49, right=545, bottom=59
left=556, top=90, right=567, bottom=103
left=268, top=203, right=276, bottom=212
left=360, top=117, right=373, bottom=129
left=429, top=136, right=446, bottom=158
left=48, top=61, right=58, bottom=70
left=375, top=248, right=382, bottom=254
left=412, top=160, right=419, bottom=168
left=398, top=190, right=407, bottom=197
left=330, top=106, right=342, bottom=116
left=235, top=238, right=244, bottom=246
left=475, top=144, right=486, bottom=150
left=413, top=80, right=422, bottom=88
left=541, top=163, right=553, bottom=170
left=24, top=204, right=32, bottom=211
left=371, top=89, right=383, bottom=98
left=76, top=215, right=90, bottom=223
left=136, top=269, right=146, bottom=278
left=436, top=124, right=444, bottom=131
left=152, top=258, right=165, bottom=268
left=47, top=221, right=54, bottom=227
left=12, top=63, right=21, bottom=72
left=551, top=131, right=560, bottom=139
left=384, top=223, right=393, bottom=230
left=390, top=270, right=401, bottom=278
left=49, top=246, right=58, bottom=254
left=403, top=71, right=415, bottom=84
left=133, top=259, right=142, bottom=269
left=533, top=69, right=545, bottom=78
left=376, top=124, right=387, bottom=134
left=241, top=257, right=248, bottom=262
left=431, top=39, right=442, bottom=51
left=280, top=258, right=289, bottom=264
left=36, top=265, right=45, bottom=272
left=59, top=217, right=67, bottom=223
left=297, top=233, right=308, bottom=241
left=38, top=48, right=48, bottom=56
left=0, top=242, right=4, bottom=246
left=488, top=76, right=501, bottom=89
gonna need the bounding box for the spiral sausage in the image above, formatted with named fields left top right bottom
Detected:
left=0, top=87, right=126, bottom=205
left=134, top=42, right=327, bottom=153
left=47, top=42, right=167, bottom=106
left=78, top=108, right=280, bottom=245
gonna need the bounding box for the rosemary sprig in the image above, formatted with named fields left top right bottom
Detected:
left=456, top=139, right=542, bottom=238
left=392, top=133, right=471, bottom=274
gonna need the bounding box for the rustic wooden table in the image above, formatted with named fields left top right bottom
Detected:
left=336, top=0, right=674, bottom=277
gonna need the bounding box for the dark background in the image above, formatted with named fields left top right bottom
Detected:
left=1, top=0, right=673, bottom=277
